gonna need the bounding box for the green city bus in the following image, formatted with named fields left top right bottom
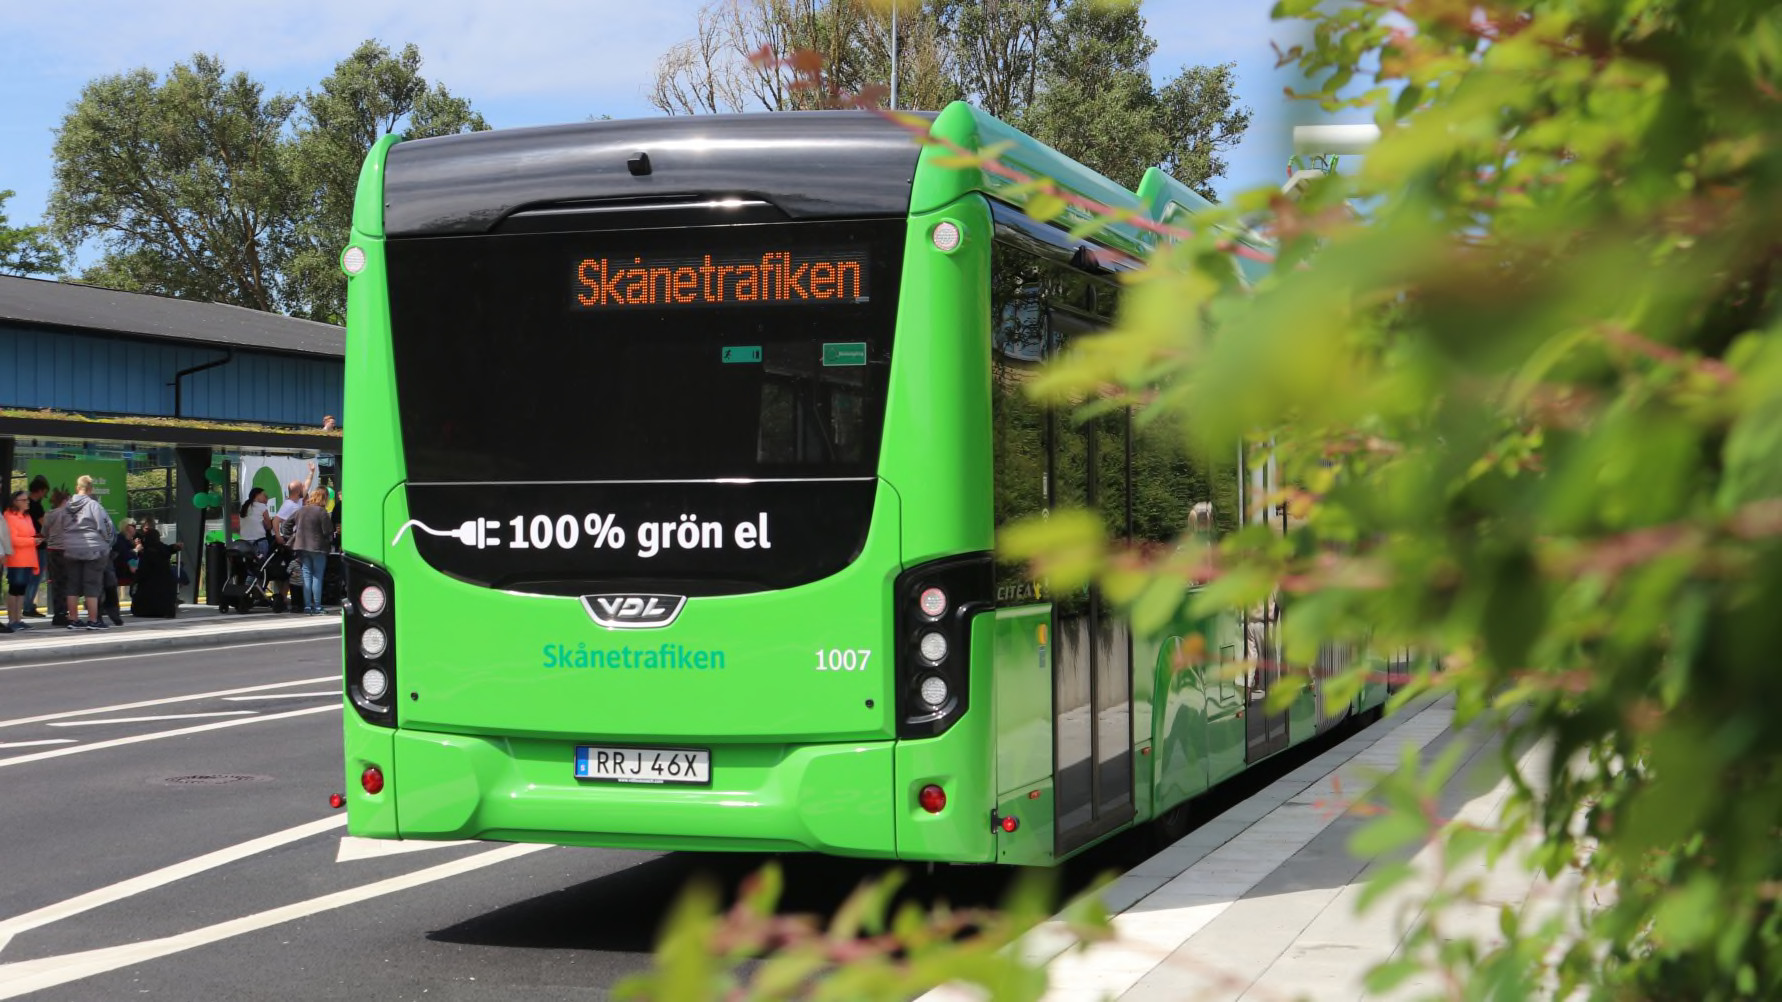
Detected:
left=337, top=102, right=1389, bottom=865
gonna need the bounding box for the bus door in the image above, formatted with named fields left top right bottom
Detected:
left=1313, top=642, right=1348, bottom=735
left=1242, top=598, right=1290, bottom=761
left=1051, top=366, right=1135, bottom=854
left=1242, top=450, right=1291, bottom=762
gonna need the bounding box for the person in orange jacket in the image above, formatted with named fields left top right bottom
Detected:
left=3, top=490, right=42, bottom=633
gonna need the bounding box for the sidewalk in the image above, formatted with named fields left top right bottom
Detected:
left=0, top=605, right=341, bottom=665
left=932, top=695, right=1576, bottom=1002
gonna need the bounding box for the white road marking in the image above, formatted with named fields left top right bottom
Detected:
left=48, top=712, right=256, bottom=727
left=336, top=835, right=481, bottom=862
left=0, top=815, right=348, bottom=956
left=0, top=705, right=339, bottom=768
left=0, top=676, right=334, bottom=728
left=0, top=740, right=75, bottom=749
left=0, top=842, right=550, bottom=999
left=222, top=692, right=339, bottom=701
left=0, top=635, right=335, bottom=672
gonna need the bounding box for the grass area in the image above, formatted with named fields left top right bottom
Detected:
left=1, top=407, right=342, bottom=439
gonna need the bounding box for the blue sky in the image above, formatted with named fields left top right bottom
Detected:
left=0, top=1, right=1343, bottom=261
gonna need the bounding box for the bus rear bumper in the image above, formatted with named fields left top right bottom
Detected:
left=371, top=729, right=901, bottom=857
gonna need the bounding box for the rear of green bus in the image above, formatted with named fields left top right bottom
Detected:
left=338, top=112, right=1001, bottom=861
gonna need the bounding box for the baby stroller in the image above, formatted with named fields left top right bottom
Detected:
left=219, top=539, right=288, bottom=614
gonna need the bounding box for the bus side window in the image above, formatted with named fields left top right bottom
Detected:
left=991, top=243, right=1049, bottom=605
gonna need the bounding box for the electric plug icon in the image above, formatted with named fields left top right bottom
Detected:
left=392, top=518, right=504, bottom=549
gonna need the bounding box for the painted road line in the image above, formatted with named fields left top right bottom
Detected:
left=0, top=676, right=334, bottom=728
left=0, top=842, right=551, bottom=999
left=336, top=836, right=481, bottom=862
left=0, top=740, right=75, bottom=749
left=0, top=635, right=335, bottom=672
left=48, top=711, right=256, bottom=727
left=222, top=692, right=340, bottom=701
left=0, top=705, right=339, bottom=769
left=0, top=815, right=349, bottom=956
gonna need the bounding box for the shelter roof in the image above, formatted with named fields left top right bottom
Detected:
left=0, top=275, right=343, bottom=358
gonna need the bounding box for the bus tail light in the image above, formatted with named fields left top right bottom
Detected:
left=919, top=784, right=947, bottom=813
left=343, top=555, right=397, bottom=727
left=361, top=766, right=385, bottom=795
left=895, top=554, right=991, bottom=738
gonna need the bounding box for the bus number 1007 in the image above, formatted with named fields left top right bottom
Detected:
left=815, top=649, right=872, bottom=671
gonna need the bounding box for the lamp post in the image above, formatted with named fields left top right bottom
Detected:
left=890, top=2, right=898, bottom=110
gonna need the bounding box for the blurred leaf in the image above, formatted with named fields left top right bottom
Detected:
left=1356, top=859, right=1417, bottom=912
left=1350, top=809, right=1430, bottom=858
left=1652, top=877, right=1720, bottom=950
left=1026, top=193, right=1067, bottom=224
left=1363, top=958, right=1425, bottom=994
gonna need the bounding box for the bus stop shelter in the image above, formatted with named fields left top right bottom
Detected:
left=0, top=275, right=344, bottom=602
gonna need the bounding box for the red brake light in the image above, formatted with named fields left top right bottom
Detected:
left=361, top=766, right=385, bottom=795
left=328, top=793, right=345, bottom=809
left=1000, top=815, right=1019, bottom=832
left=918, top=784, right=946, bottom=814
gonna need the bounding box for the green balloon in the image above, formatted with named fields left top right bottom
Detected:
left=204, top=467, right=226, bottom=485
left=190, top=492, right=212, bottom=509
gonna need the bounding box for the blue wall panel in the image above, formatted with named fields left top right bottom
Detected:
left=0, top=323, right=343, bottom=427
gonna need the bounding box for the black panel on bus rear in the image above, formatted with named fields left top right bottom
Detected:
left=382, top=112, right=935, bottom=238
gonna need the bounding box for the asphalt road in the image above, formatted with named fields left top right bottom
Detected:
left=0, top=637, right=1107, bottom=1001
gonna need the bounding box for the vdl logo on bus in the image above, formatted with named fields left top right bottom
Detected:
left=582, top=594, right=687, bottom=630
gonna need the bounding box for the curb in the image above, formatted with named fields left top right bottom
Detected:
left=917, top=692, right=1452, bottom=1002
left=0, top=619, right=341, bottom=666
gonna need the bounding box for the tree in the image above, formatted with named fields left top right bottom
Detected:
left=1016, top=1, right=1249, bottom=194
left=48, top=56, right=298, bottom=311
left=947, top=0, right=1051, bottom=119
left=651, top=0, right=931, bottom=115
left=46, top=43, right=485, bottom=322
left=286, top=41, right=489, bottom=322
left=649, top=0, right=1248, bottom=197
left=0, top=190, right=64, bottom=277
left=1150, top=63, right=1249, bottom=202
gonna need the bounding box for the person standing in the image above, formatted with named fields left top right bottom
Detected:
left=289, top=488, right=333, bottom=615
left=272, top=462, right=316, bottom=537
left=131, top=527, right=180, bottom=618
left=23, top=475, right=48, bottom=617
left=238, top=487, right=272, bottom=558
left=107, top=520, right=139, bottom=623
left=3, top=490, right=37, bottom=633
left=40, top=489, right=71, bottom=627
left=61, top=476, right=116, bottom=631
left=272, top=461, right=315, bottom=612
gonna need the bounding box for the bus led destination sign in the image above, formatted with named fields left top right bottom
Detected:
left=574, top=249, right=870, bottom=309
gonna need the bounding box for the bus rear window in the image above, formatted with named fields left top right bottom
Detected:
left=384, top=218, right=904, bottom=485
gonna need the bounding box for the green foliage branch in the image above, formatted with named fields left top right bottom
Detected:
left=1015, top=0, right=1782, bottom=997
left=614, top=863, right=1110, bottom=1002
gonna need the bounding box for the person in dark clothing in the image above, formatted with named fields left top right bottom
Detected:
left=131, top=528, right=181, bottom=619
left=23, top=475, right=47, bottom=617
left=105, top=521, right=138, bottom=625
